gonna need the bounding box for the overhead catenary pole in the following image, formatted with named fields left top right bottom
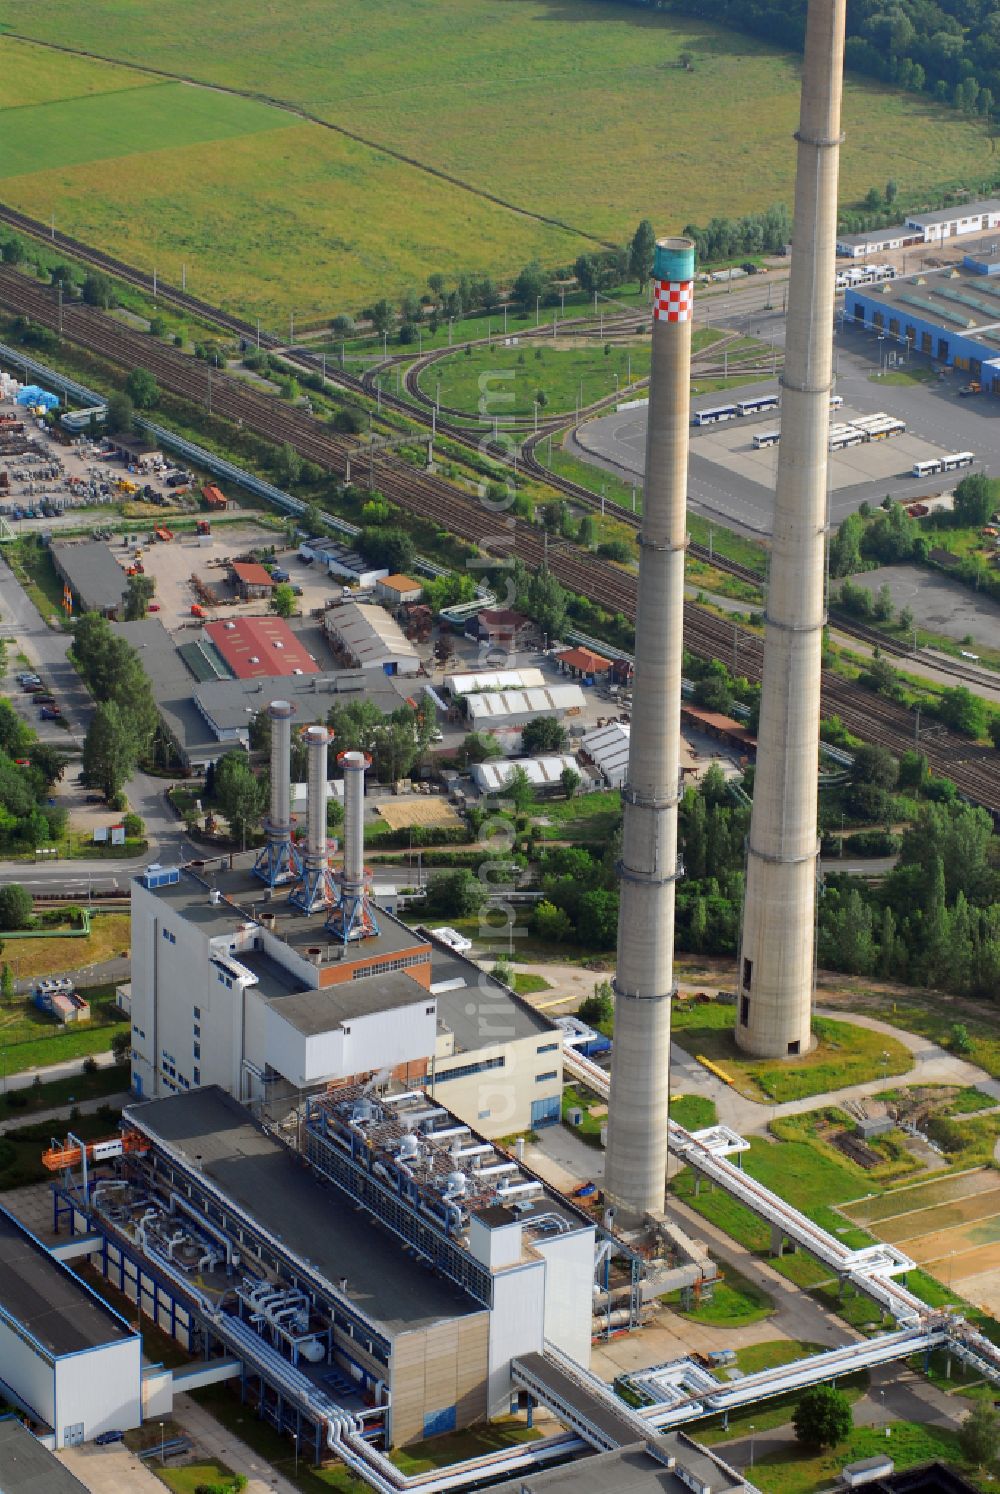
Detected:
left=736, top=0, right=846, bottom=1059
left=603, top=238, right=695, bottom=1223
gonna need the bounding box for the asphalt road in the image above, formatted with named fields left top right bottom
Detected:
left=573, top=319, right=1000, bottom=537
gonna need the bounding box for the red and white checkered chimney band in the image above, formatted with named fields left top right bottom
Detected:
left=653, top=279, right=693, bottom=323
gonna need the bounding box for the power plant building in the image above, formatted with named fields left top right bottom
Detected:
left=52, top=1082, right=595, bottom=1450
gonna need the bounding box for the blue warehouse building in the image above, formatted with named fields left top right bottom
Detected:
left=845, top=253, right=1000, bottom=395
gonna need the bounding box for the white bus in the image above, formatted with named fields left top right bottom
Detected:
left=852, top=414, right=906, bottom=440
left=752, top=429, right=781, bottom=449
left=693, top=404, right=738, bottom=426
left=829, top=423, right=865, bottom=450
left=911, top=458, right=943, bottom=478
left=736, top=394, right=780, bottom=417
left=942, top=451, right=975, bottom=471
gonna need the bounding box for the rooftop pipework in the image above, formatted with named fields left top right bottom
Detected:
left=290, top=724, right=337, bottom=914
left=253, top=698, right=302, bottom=888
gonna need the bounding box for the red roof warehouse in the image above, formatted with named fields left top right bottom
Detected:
left=204, top=617, right=320, bottom=679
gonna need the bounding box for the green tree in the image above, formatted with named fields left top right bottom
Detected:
left=561, top=766, right=581, bottom=798
left=356, top=526, right=415, bottom=574
left=523, top=566, right=567, bottom=640
left=959, top=1403, right=1000, bottom=1469
left=792, top=1385, right=853, bottom=1449
left=532, top=899, right=573, bottom=942
left=577, top=514, right=597, bottom=549
left=513, top=261, right=546, bottom=310
left=851, top=743, right=898, bottom=790
left=628, top=219, right=657, bottom=290
left=504, top=765, right=535, bottom=813
left=521, top=717, right=568, bottom=755
left=105, top=392, right=135, bottom=435
left=425, top=869, right=485, bottom=918
left=0, top=699, right=33, bottom=760
left=112, top=1029, right=132, bottom=1063
left=269, top=582, right=296, bottom=619
left=577, top=888, right=619, bottom=947
left=953, top=473, right=995, bottom=528
left=938, top=685, right=988, bottom=739
left=368, top=299, right=395, bottom=337
left=579, top=980, right=614, bottom=1026
left=0, top=883, right=33, bottom=932
left=124, top=368, right=159, bottom=409
left=828, top=512, right=864, bottom=578
left=214, top=752, right=267, bottom=846
left=83, top=701, right=140, bottom=799
left=1, top=963, right=15, bottom=1002
left=274, top=442, right=302, bottom=487
left=492, top=955, right=515, bottom=987
left=950, top=1022, right=973, bottom=1055
left=873, top=582, right=895, bottom=622
left=462, top=731, right=502, bottom=765
left=81, top=271, right=115, bottom=308
left=124, top=573, right=155, bottom=621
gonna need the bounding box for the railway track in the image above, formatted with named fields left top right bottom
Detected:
left=1, top=264, right=998, bottom=812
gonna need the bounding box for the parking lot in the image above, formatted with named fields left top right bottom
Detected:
left=851, top=564, right=1000, bottom=651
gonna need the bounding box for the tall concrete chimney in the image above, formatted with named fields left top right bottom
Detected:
left=289, top=724, right=336, bottom=914
left=326, top=750, right=379, bottom=942
left=604, top=238, right=695, bottom=1222
left=736, top=0, right=846, bottom=1058
left=253, top=699, right=301, bottom=887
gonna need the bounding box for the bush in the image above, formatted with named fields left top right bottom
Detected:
left=83, top=1056, right=98, bottom=1075
left=843, top=830, right=900, bottom=857
left=0, top=883, right=32, bottom=931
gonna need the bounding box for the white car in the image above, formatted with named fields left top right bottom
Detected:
left=431, top=926, right=473, bottom=954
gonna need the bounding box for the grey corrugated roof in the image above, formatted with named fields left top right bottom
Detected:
left=51, top=540, right=126, bottom=612
left=193, top=669, right=410, bottom=733
left=114, top=618, right=219, bottom=762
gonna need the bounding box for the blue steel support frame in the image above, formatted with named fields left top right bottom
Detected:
left=253, top=836, right=302, bottom=889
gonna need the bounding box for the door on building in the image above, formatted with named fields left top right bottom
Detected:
left=531, top=1095, right=560, bottom=1128
left=63, top=1424, right=85, bottom=1446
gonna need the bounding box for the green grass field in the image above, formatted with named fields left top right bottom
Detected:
left=420, top=340, right=652, bottom=420
left=0, top=6, right=995, bottom=318
left=671, top=1000, right=912, bottom=1103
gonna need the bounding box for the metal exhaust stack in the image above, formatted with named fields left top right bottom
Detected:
left=603, top=237, right=695, bottom=1223
left=253, top=699, right=302, bottom=887
left=289, top=724, right=336, bottom=914
left=326, top=750, right=379, bottom=942
left=736, top=0, right=846, bottom=1058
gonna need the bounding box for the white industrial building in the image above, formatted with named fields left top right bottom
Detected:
left=448, top=667, right=546, bottom=696
left=580, top=721, right=631, bottom=788
left=470, top=755, right=582, bottom=795
left=324, top=601, right=421, bottom=676
left=0, top=1206, right=141, bottom=1448
left=298, top=537, right=387, bottom=587
left=129, top=863, right=563, bottom=1137
left=836, top=198, right=1000, bottom=258
left=464, top=684, right=585, bottom=730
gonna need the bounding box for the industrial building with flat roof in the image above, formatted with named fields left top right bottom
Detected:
left=204, top=616, right=320, bottom=679
left=836, top=198, right=1000, bottom=258
left=50, top=540, right=127, bottom=618
left=55, top=1079, right=594, bottom=1450
left=845, top=259, right=1000, bottom=391
left=114, top=618, right=221, bottom=768
left=0, top=1206, right=141, bottom=1448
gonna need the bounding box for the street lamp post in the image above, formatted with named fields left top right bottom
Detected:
left=159, top=1422, right=165, bottom=1464
left=749, top=1426, right=755, bottom=1469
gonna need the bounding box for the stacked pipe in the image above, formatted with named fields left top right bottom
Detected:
left=289, top=724, right=335, bottom=914
left=252, top=699, right=301, bottom=887
left=736, top=0, right=846, bottom=1058
left=604, top=238, right=695, bottom=1223
left=326, top=750, right=379, bottom=941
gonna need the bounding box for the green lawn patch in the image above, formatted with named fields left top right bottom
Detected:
left=663, top=1264, right=773, bottom=1326
left=671, top=999, right=912, bottom=1103
left=536, top=790, right=621, bottom=844
left=512, top=973, right=551, bottom=996
left=390, top=1420, right=540, bottom=1476
left=0, top=1062, right=128, bottom=1122
left=669, top=1094, right=718, bottom=1130
left=0, top=977, right=129, bottom=1077
left=749, top=1422, right=967, bottom=1494
left=697, top=1341, right=868, bottom=1447
left=421, top=340, right=652, bottom=420
left=562, top=1083, right=605, bottom=1149
left=157, top=1461, right=241, bottom=1494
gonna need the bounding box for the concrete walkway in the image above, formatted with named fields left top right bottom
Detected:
left=172, top=1392, right=302, bottom=1494
left=2, top=1045, right=121, bottom=1094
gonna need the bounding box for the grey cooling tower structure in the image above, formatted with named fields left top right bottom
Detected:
left=253, top=699, right=302, bottom=887
left=289, top=724, right=336, bottom=914
left=736, top=0, right=846, bottom=1058
left=604, top=238, right=695, bottom=1222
